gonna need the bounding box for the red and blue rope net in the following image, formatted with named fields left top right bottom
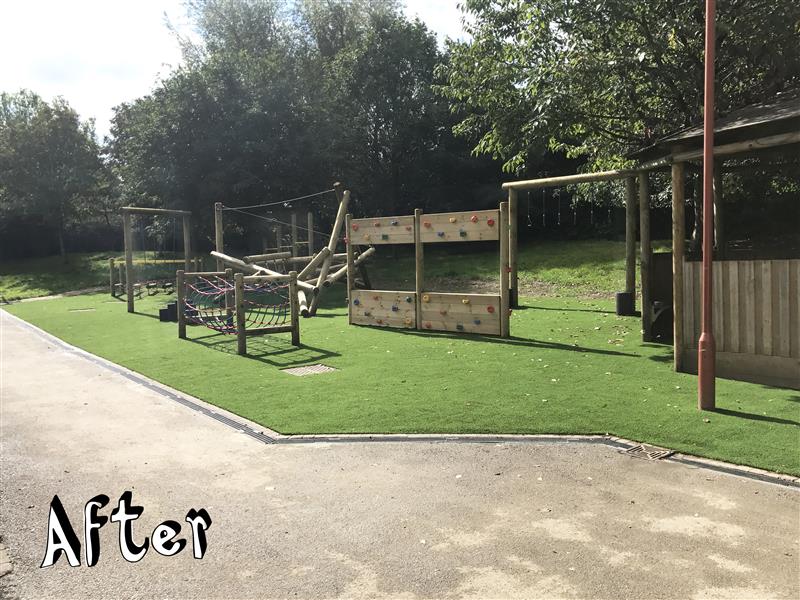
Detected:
left=184, top=276, right=290, bottom=334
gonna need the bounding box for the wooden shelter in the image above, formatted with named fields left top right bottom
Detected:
left=502, top=90, right=800, bottom=390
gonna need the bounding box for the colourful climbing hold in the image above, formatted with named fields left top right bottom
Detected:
left=376, top=319, right=383, bottom=325
left=449, top=217, right=457, bottom=223
left=439, top=309, right=447, bottom=316
left=405, top=296, right=412, bottom=303
left=487, top=305, right=495, bottom=314
left=391, top=305, right=399, bottom=312
left=364, top=234, right=371, bottom=241
left=374, top=221, right=381, bottom=227
left=405, top=226, right=412, bottom=231
left=459, top=229, right=467, bottom=238
left=487, top=218, right=495, bottom=226
left=422, top=294, right=430, bottom=303
left=456, top=324, right=464, bottom=331
left=352, top=223, right=359, bottom=231
left=373, top=295, right=380, bottom=301
left=404, top=318, right=412, bottom=326
left=473, top=319, right=481, bottom=325
left=424, top=322, right=432, bottom=329
left=391, top=220, right=399, bottom=226
left=462, top=298, right=471, bottom=305
left=423, top=221, right=432, bottom=228
left=437, top=231, right=445, bottom=237
left=353, top=298, right=360, bottom=306
left=505, top=266, right=512, bottom=273
left=470, top=215, right=478, bottom=223
left=381, top=233, right=389, bottom=241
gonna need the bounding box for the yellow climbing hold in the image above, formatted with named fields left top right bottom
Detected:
left=449, top=217, right=457, bottom=223
left=422, top=294, right=430, bottom=303
left=462, top=298, right=471, bottom=305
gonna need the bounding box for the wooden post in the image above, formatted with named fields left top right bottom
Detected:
left=345, top=214, right=354, bottom=325
left=214, top=202, right=224, bottom=271
left=500, top=201, right=510, bottom=338
left=291, top=213, right=298, bottom=257
left=182, top=215, right=191, bottom=271
left=414, top=209, right=424, bottom=330
left=624, top=176, right=637, bottom=295
left=639, top=172, right=652, bottom=341
left=108, top=258, right=115, bottom=295
left=123, top=211, right=135, bottom=313
left=307, top=212, right=315, bottom=255
left=235, top=273, right=246, bottom=355
left=672, top=163, right=686, bottom=370
left=225, top=267, right=233, bottom=319
left=508, top=188, right=519, bottom=308
left=118, top=263, right=125, bottom=291
left=714, top=166, right=724, bottom=258
left=177, top=270, right=186, bottom=339
left=289, top=271, right=300, bottom=346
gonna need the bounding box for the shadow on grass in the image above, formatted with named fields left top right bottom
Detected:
left=188, top=330, right=340, bottom=367
left=390, top=327, right=637, bottom=358
left=711, top=407, right=800, bottom=427
left=523, top=303, right=618, bottom=315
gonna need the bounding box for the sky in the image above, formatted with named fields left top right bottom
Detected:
left=0, top=0, right=467, bottom=140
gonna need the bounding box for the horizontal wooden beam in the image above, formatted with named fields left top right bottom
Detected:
left=183, top=271, right=228, bottom=277
left=242, top=274, right=292, bottom=283
left=243, top=251, right=292, bottom=263
left=638, top=130, right=800, bottom=171
left=121, top=206, right=191, bottom=216
left=501, top=169, right=635, bottom=191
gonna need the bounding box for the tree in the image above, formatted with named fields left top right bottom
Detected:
left=0, top=90, right=106, bottom=259
left=438, top=0, right=800, bottom=173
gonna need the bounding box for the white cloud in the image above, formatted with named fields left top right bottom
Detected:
left=0, top=0, right=468, bottom=140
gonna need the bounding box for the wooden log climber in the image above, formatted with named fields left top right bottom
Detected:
left=310, top=183, right=349, bottom=315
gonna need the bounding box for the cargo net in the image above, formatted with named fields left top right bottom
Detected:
left=184, top=276, right=290, bottom=334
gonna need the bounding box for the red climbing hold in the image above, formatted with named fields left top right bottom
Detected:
left=487, top=218, right=495, bottom=226
left=470, top=215, right=478, bottom=223
left=374, top=221, right=381, bottom=227
left=487, top=305, right=495, bottom=314
left=424, top=322, right=432, bottom=329
left=352, top=223, right=359, bottom=231
left=423, top=221, right=432, bottom=228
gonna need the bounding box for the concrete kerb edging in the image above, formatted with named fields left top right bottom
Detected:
left=3, top=309, right=799, bottom=490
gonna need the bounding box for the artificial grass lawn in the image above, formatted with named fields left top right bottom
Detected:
left=6, top=290, right=799, bottom=475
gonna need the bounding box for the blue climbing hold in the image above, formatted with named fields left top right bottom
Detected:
left=381, top=233, right=389, bottom=240
left=474, top=319, right=481, bottom=325
left=405, top=296, right=412, bottom=303
left=459, top=229, right=467, bottom=237
left=391, top=305, right=399, bottom=312
left=437, top=231, right=445, bottom=237
left=456, top=324, right=464, bottom=331
left=353, top=298, right=360, bottom=306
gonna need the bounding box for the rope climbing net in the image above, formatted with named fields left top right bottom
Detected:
left=184, top=275, right=290, bottom=335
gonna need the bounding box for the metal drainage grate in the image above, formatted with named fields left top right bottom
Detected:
left=281, top=363, right=338, bottom=377
left=622, top=444, right=674, bottom=460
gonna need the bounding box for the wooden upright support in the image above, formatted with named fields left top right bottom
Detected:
left=177, top=270, right=186, bottom=339
left=500, top=201, right=510, bottom=338
left=289, top=272, right=300, bottom=345
left=508, top=188, right=519, bottom=308
left=672, top=162, right=686, bottom=370
left=214, top=202, right=224, bottom=271
left=123, top=211, right=134, bottom=313
left=307, top=212, right=315, bottom=255
left=414, top=208, right=424, bottom=330
left=624, top=176, right=637, bottom=296
left=639, top=172, right=652, bottom=341
left=182, top=215, right=191, bottom=271
left=108, top=258, right=115, bottom=295
left=345, top=214, right=354, bottom=325
left=234, top=273, right=246, bottom=355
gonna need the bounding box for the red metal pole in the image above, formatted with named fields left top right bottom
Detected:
left=698, top=0, right=716, bottom=410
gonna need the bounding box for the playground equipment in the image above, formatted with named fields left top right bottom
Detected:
left=177, top=269, right=300, bottom=355
left=212, top=183, right=373, bottom=316
left=345, top=203, right=511, bottom=337
left=116, top=206, right=194, bottom=313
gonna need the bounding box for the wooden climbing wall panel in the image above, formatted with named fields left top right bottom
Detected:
left=350, top=289, right=417, bottom=329
left=419, top=210, right=500, bottom=243
left=419, top=292, right=502, bottom=336
left=349, top=215, right=415, bottom=245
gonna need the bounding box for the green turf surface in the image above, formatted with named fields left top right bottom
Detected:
left=6, top=290, right=798, bottom=475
